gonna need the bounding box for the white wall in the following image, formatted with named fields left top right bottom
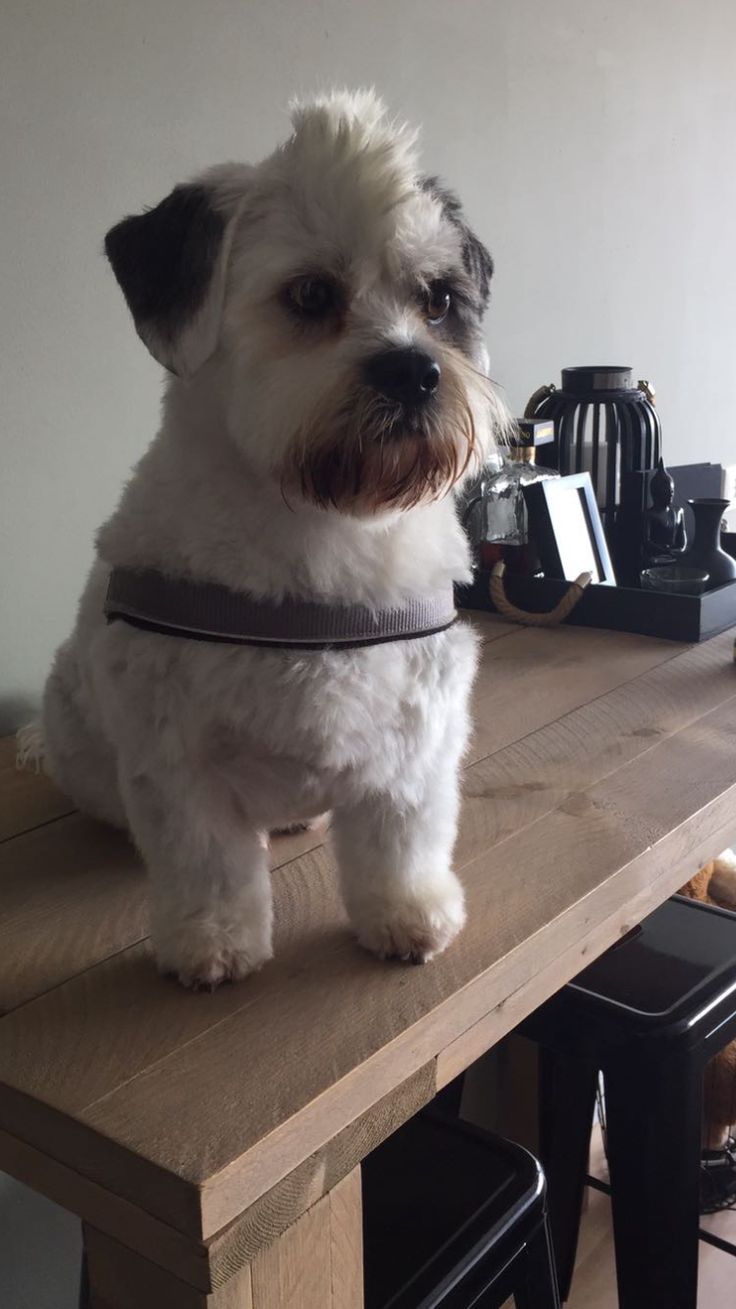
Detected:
left=2, top=0, right=736, bottom=727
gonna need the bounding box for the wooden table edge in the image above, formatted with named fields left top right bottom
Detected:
left=2, top=779, right=727, bottom=1285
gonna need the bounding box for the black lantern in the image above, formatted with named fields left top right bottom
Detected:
left=524, top=367, right=661, bottom=550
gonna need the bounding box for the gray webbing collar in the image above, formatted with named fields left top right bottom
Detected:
left=104, top=568, right=457, bottom=650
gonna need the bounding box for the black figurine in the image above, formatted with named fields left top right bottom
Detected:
left=641, top=458, right=687, bottom=565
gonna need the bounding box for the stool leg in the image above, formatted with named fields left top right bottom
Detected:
left=79, top=1250, right=89, bottom=1309
left=604, top=1054, right=702, bottom=1309
left=431, top=1071, right=465, bottom=1119
left=538, top=1048, right=599, bottom=1301
left=513, top=1216, right=561, bottom=1309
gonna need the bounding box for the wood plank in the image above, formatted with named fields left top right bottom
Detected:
left=248, top=1171, right=362, bottom=1309
left=0, top=619, right=687, bottom=1011
left=328, top=1169, right=363, bottom=1309
left=458, top=627, right=736, bottom=864
left=0, top=848, right=346, bottom=1113
left=3, top=629, right=725, bottom=1105
left=0, top=628, right=725, bottom=1023
left=462, top=610, right=519, bottom=644
left=0, top=1127, right=212, bottom=1290
left=468, top=621, right=682, bottom=761
left=0, top=1064, right=427, bottom=1291
left=0, top=801, right=328, bottom=1016
left=0, top=733, right=75, bottom=842
left=206, top=1062, right=433, bottom=1287
left=566, top=1188, right=618, bottom=1309
left=1, top=635, right=734, bottom=1239
left=250, top=1190, right=332, bottom=1309
left=8, top=738, right=717, bottom=1277
left=37, top=701, right=736, bottom=1237
left=437, top=788, right=736, bottom=1088
left=0, top=881, right=431, bottom=1255
left=84, top=1225, right=253, bottom=1309
left=2, top=618, right=731, bottom=1288
left=268, top=821, right=330, bottom=869
left=0, top=815, right=147, bottom=1013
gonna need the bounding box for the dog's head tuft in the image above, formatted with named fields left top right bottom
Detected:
left=105, top=90, right=509, bottom=514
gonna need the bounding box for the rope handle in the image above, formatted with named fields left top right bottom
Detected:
left=489, top=561, right=592, bottom=627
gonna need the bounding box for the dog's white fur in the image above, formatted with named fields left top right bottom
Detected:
left=33, top=91, right=507, bottom=988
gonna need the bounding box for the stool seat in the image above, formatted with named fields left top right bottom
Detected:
left=362, top=1110, right=559, bottom=1308
left=531, top=896, right=736, bottom=1049
left=520, top=895, right=736, bottom=1308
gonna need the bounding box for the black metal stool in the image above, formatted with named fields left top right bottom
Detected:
left=521, top=895, right=736, bottom=1308
left=362, top=1103, right=560, bottom=1308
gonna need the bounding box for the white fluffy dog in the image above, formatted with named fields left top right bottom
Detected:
left=30, top=91, right=507, bottom=989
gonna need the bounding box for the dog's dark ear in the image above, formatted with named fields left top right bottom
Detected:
left=104, top=183, right=235, bottom=376
left=421, top=176, right=494, bottom=312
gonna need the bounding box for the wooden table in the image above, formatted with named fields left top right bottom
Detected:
left=1, top=614, right=735, bottom=1308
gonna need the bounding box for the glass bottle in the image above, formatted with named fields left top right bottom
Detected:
left=460, top=419, right=559, bottom=572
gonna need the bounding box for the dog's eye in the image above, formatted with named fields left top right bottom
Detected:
left=425, top=282, right=452, bottom=325
left=287, top=276, right=338, bottom=320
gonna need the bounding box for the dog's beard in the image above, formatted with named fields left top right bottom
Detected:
left=282, top=353, right=496, bottom=513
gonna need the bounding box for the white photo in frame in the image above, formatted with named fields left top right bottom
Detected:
left=523, top=472, right=617, bottom=585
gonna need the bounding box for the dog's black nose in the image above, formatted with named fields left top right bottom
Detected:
left=364, top=348, right=441, bottom=406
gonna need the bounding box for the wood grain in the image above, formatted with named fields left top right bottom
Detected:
left=1, top=617, right=735, bottom=1258
left=84, top=1225, right=253, bottom=1309
left=45, top=699, right=736, bottom=1236
left=0, top=847, right=347, bottom=1113
left=461, top=611, right=520, bottom=645
left=206, top=1061, right=434, bottom=1287
left=468, top=621, right=679, bottom=761
left=0, top=621, right=517, bottom=1017
left=0, top=734, right=75, bottom=842
left=248, top=1169, right=362, bottom=1309
left=250, top=1190, right=332, bottom=1309
left=328, top=1168, right=363, bottom=1309
left=0, top=791, right=330, bottom=1017
left=437, top=783, right=736, bottom=1089
left=0, top=619, right=686, bottom=1014
left=458, top=627, right=736, bottom=867
left=0, top=626, right=720, bottom=1030
left=0, top=814, right=147, bottom=1013
left=0, top=1126, right=212, bottom=1289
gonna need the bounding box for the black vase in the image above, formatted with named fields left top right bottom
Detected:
left=682, top=498, right=736, bottom=589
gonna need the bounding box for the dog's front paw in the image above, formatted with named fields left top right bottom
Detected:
left=354, top=874, right=466, bottom=964
left=154, top=921, right=273, bottom=991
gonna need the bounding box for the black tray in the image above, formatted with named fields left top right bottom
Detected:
left=457, top=569, right=736, bottom=642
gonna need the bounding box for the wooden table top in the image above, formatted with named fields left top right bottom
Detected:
left=1, top=613, right=736, bottom=1281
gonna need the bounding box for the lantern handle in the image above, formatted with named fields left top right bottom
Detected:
left=524, top=383, right=556, bottom=418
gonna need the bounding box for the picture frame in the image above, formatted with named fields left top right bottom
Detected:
left=523, top=472, right=617, bottom=586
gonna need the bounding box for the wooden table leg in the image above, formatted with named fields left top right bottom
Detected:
left=83, top=1168, right=364, bottom=1309
left=251, top=1169, right=363, bottom=1308
left=83, top=1225, right=253, bottom=1308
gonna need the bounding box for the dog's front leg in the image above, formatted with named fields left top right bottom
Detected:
left=118, top=765, right=273, bottom=989
left=332, top=759, right=466, bottom=964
